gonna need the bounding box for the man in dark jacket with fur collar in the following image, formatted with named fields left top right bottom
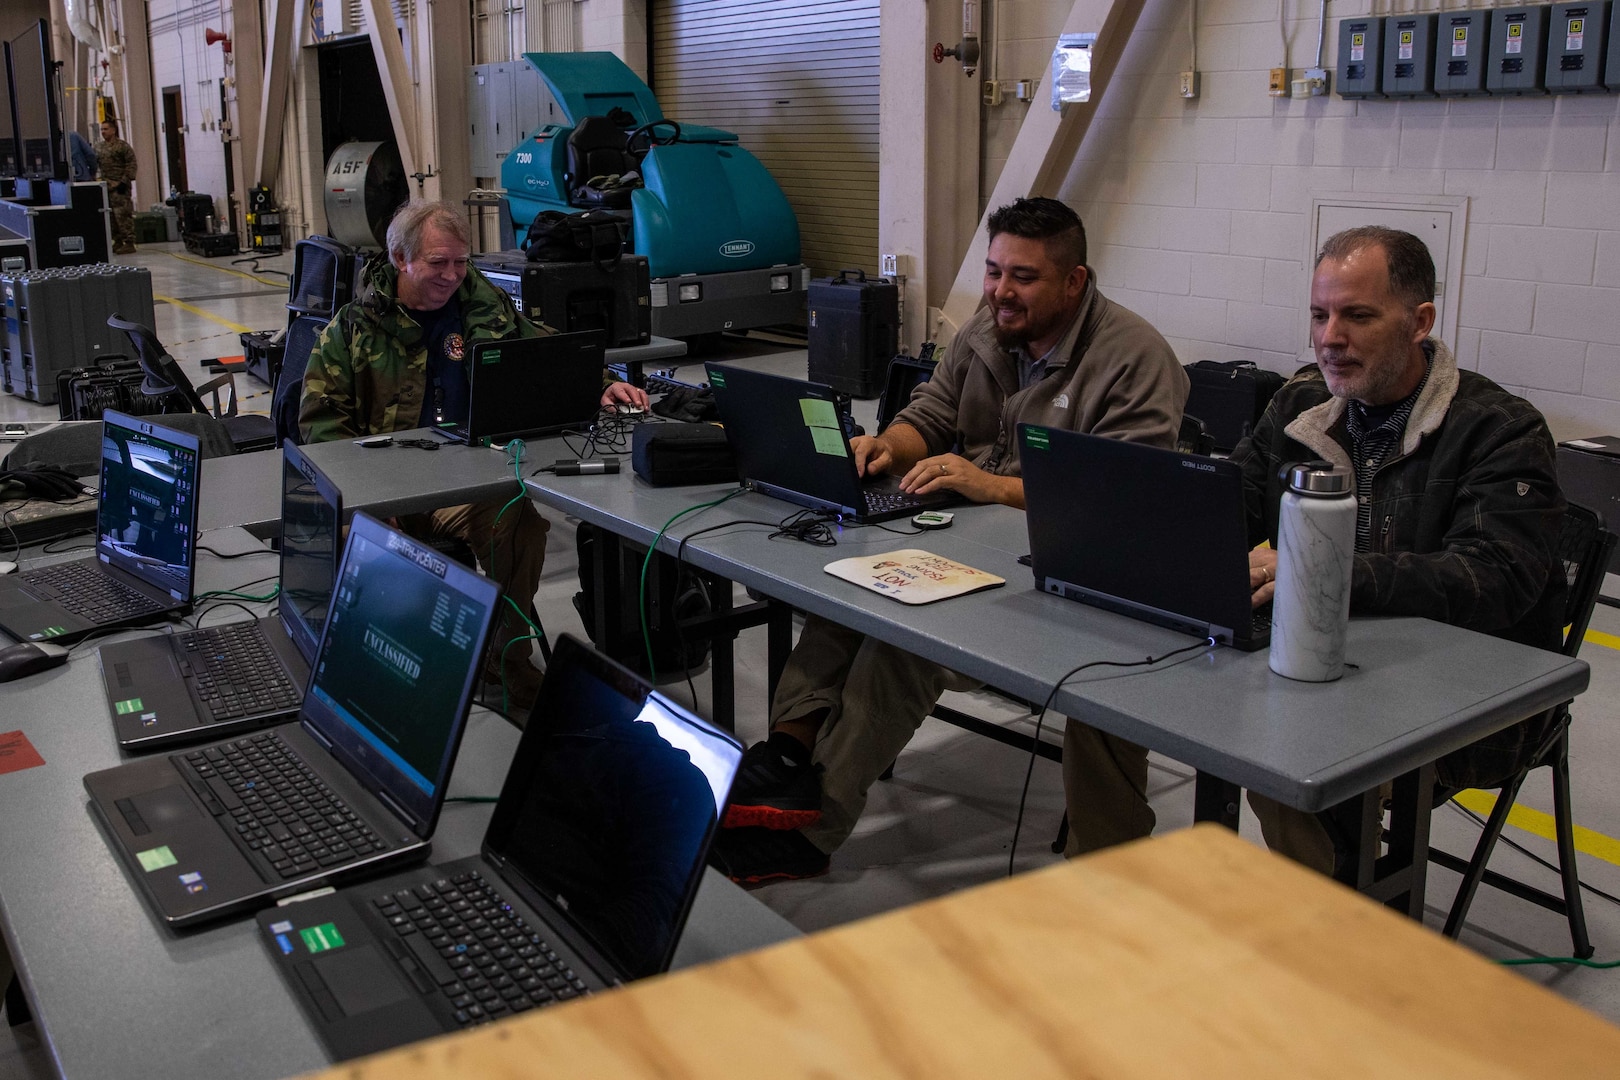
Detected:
left=1065, top=225, right=1566, bottom=874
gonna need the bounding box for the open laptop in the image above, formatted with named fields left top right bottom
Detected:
left=1020, top=424, right=1270, bottom=651
left=0, top=411, right=200, bottom=645
left=442, top=330, right=609, bottom=445
left=84, top=512, right=501, bottom=928
left=705, top=363, right=957, bottom=523
left=254, top=633, right=743, bottom=1061
left=97, top=441, right=343, bottom=751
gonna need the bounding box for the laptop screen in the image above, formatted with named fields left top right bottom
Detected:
left=279, top=443, right=343, bottom=665
left=463, top=330, right=608, bottom=443
left=704, top=363, right=862, bottom=512
left=301, top=513, right=499, bottom=833
left=96, top=411, right=201, bottom=601
left=483, top=636, right=742, bottom=981
left=1020, top=424, right=1257, bottom=642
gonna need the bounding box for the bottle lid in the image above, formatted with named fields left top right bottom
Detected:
left=1282, top=461, right=1352, bottom=496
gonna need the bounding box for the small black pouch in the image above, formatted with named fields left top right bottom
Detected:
left=631, top=422, right=738, bottom=486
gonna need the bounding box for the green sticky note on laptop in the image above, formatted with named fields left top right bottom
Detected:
left=800, top=398, right=847, bottom=456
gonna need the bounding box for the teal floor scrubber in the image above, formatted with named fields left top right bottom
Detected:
left=500, top=51, right=808, bottom=341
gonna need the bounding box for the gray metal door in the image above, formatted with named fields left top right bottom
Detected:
left=651, top=0, right=880, bottom=278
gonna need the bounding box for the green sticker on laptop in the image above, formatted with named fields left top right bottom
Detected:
left=799, top=399, right=848, bottom=456
left=300, top=923, right=346, bottom=954
left=137, top=845, right=177, bottom=872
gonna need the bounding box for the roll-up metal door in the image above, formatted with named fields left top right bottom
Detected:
left=651, top=0, right=880, bottom=279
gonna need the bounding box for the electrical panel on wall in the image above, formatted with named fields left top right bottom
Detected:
left=1434, top=10, right=1493, bottom=94
left=1545, top=1, right=1611, bottom=91
left=1384, top=14, right=1440, bottom=95
left=1486, top=6, right=1552, bottom=93
left=1338, top=18, right=1386, bottom=97
left=1610, top=0, right=1620, bottom=88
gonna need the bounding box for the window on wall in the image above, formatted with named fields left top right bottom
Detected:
left=650, top=0, right=880, bottom=279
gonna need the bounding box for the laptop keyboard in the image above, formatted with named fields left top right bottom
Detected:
left=177, top=622, right=302, bottom=721
left=24, top=561, right=162, bottom=621
left=180, top=731, right=383, bottom=880
left=862, top=489, right=928, bottom=516
left=371, top=870, right=588, bottom=1026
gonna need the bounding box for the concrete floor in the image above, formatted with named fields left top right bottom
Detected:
left=4, top=241, right=1620, bottom=1076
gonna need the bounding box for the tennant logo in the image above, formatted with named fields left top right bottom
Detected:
left=363, top=627, right=423, bottom=684
left=719, top=240, right=755, bottom=258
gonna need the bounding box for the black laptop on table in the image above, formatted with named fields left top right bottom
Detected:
left=97, top=441, right=343, bottom=751
left=704, top=362, right=957, bottom=523
left=84, top=512, right=501, bottom=928
left=441, top=330, right=609, bottom=445
left=1020, top=424, right=1270, bottom=651
left=254, top=633, right=744, bottom=1061
left=0, top=411, right=200, bottom=645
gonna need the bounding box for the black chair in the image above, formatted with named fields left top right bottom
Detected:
left=875, top=353, right=938, bottom=434
left=565, top=115, right=641, bottom=209
left=107, top=314, right=277, bottom=453
left=272, top=314, right=331, bottom=447
left=1428, top=502, right=1616, bottom=957
left=1178, top=413, right=1215, bottom=456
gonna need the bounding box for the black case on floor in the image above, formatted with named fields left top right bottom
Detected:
left=239, top=329, right=284, bottom=388
left=808, top=269, right=898, bottom=398
left=183, top=231, right=240, bottom=258
left=1183, top=360, right=1288, bottom=453
left=54, top=355, right=187, bottom=420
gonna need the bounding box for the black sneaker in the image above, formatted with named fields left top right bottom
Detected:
left=709, top=826, right=830, bottom=887
left=723, top=731, right=823, bottom=830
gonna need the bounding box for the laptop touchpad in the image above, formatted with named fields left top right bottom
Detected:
left=313, top=948, right=411, bottom=1015
left=132, top=786, right=204, bottom=828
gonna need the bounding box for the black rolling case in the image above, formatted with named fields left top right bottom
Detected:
left=55, top=356, right=188, bottom=420
left=1183, top=360, right=1288, bottom=453
left=808, top=269, right=898, bottom=398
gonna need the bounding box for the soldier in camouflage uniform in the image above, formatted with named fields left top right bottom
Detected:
left=98, top=119, right=137, bottom=255
left=300, top=200, right=647, bottom=714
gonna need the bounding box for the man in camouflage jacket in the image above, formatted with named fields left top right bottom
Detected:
left=98, top=119, right=137, bottom=255
left=300, top=200, right=646, bottom=714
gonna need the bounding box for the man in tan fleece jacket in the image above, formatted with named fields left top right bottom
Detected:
left=710, top=197, right=1189, bottom=885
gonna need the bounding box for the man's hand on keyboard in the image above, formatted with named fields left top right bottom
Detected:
left=850, top=434, right=894, bottom=478
left=900, top=453, right=1022, bottom=508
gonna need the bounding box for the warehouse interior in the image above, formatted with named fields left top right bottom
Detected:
left=6, top=0, right=1620, bottom=1072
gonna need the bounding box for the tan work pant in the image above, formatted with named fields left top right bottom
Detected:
left=1062, top=718, right=1336, bottom=874
left=772, top=615, right=982, bottom=854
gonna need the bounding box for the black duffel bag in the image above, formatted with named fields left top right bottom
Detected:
left=521, top=209, right=629, bottom=271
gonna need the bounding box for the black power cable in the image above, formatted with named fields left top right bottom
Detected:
left=1008, top=637, right=1218, bottom=877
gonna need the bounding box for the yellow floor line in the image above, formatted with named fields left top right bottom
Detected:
left=154, top=294, right=252, bottom=334
left=166, top=251, right=284, bottom=289
left=1586, top=628, right=1620, bottom=653
left=1453, top=789, right=1620, bottom=867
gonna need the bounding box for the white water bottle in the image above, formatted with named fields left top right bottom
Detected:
left=1269, top=462, right=1355, bottom=682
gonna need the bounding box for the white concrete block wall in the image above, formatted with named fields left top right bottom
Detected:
left=973, top=0, right=1620, bottom=439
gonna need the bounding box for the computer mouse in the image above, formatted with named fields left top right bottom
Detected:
left=0, top=641, right=70, bottom=682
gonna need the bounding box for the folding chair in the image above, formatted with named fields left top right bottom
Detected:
left=1428, top=501, right=1616, bottom=957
